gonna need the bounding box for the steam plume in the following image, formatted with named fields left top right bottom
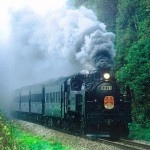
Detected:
left=0, top=5, right=116, bottom=110
left=8, top=6, right=115, bottom=87
left=75, top=25, right=115, bottom=70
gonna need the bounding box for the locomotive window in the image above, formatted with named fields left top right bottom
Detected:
left=71, top=80, right=82, bottom=91
left=88, top=71, right=101, bottom=81
left=95, top=72, right=100, bottom=79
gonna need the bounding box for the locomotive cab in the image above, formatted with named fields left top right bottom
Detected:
left=64, top=74, right=84, bottom=127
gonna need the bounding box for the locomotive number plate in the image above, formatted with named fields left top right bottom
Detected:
left=101, top=86, right=112, bottom=90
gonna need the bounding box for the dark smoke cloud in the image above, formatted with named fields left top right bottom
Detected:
left=0, top=6, right=116, bottom=111
left=76, top=26, right=115, bottom=70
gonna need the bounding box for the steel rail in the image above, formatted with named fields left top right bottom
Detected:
left=120, top=139, right=150, bottom=150
left=98, top=138, right=141, bottom=150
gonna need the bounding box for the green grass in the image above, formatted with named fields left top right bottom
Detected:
left=0, top=111, right=71, bottom=150
left=14, top=126, right=71, bottom=150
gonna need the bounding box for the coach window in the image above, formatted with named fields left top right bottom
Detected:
left=59, top=92, right=60, bottom=103
left=52, top=93, right=54, bottom=103
left=61, top=92, right=63, bottom=102
left=57, top=92, right=59, bottom=103
left=51, top=93, right=53, bottom=103
left=55, top=92, right=57, bottom=103
left=49, top=93, right=51, bottom=103
left=26, top=95, right=28, bottom=102
left=38, top=94, right=40, bottom=102
left=48, top=93, right=50, bottom=103
left=58, top=92, right=61, bottom=103
left=55, top=92, right=58, bottom=103
left=53, top=92, right=55, bottom=103
left=56, top=92, right=58, bottom=103
left=59, top=92, right=61, bottom=103
left=36, top=94, right=38, bottom=102
left=50, top=93, right=52, bottom=103
left=55, top=92, right=56, bottom=103
left=34, top=94, right=36, bottom=102
left=47, top=93, right=48, bottom=103
left=46, top=93, right=48, bottom=103
left=49, top=93, right=50, bottom=102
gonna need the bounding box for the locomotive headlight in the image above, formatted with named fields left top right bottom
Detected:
left=103, top=73, right=110, bottom=80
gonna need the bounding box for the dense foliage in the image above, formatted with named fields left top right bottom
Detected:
left=115, top=0, right=150, bottom=125
left=68, top=0, right=150, bottom=126
left=0, top=111, right=16, bottom=150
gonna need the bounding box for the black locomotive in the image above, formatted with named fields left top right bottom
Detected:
left=12, top=70, right=132, bottom=138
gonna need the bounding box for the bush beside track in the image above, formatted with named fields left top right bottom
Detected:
left=0, top=110, right=71, bottom=150
left=129, top=123, right=150, bottom=142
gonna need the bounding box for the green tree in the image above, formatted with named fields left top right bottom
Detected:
left=68, top=0, right=118, bottom=32
left=116, top=0, right=150, bottom=124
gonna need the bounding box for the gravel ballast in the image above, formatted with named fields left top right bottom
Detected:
left=16, top=120, right=120, bottom=150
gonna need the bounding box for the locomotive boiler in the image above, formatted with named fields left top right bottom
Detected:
left=12, top=69, right=132, bottom=138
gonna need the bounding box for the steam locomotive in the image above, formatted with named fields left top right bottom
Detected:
left=12, top=70, right=132, bottom=138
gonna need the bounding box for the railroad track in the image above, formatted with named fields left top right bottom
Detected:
left=16, top=119, right=150, bottom=150
left=98, top=138, right=150, bottom=150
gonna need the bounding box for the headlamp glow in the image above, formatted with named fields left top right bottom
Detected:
left=103, top=73, right=110, bottom=80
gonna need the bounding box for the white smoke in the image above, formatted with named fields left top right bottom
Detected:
left=0, top=5, right=116, bottom=110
